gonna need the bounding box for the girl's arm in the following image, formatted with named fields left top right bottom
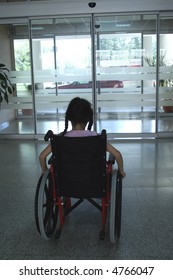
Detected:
left=39, top=143, right=52, bottom=173
left=107, top=142, right=126, bottom=178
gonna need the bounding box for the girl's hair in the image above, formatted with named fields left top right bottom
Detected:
left=62, top=97, right=93, bottom=135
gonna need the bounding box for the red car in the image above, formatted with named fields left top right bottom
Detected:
left=58, top=80, right=123, bottom=89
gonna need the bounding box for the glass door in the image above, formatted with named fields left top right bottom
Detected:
left=2, top=13, right=173, bottom=138
left=30, top=17, right=92, bottom=135
left=158, top=13, right=173, bottom=135
left=0, top=20, right=34, bottom=136
left=94, top=14, right=157, bottom=137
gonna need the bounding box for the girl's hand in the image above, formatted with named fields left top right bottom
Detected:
left=119, top=170, right=126, bottom=178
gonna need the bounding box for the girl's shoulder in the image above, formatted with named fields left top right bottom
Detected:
left=65, top=130, right=97, bottom=137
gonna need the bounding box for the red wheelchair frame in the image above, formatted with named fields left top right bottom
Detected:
left=35, top=130, right=122, bottom=243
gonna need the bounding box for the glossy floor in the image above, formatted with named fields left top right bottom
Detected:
left=0, top=138, right=173, bottom=260
left=1, top=115, right=173, bottom=135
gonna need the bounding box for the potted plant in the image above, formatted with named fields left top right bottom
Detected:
left=0, top=63, right=15, bottom=104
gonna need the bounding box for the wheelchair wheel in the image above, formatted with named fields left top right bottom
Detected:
left=115, top=171, right=122, bottom=238
left=109, top=170, right=122, bottom=243
left=35, top=169, right=60, bottom=240
left=35, top=173, right=44, bottom=234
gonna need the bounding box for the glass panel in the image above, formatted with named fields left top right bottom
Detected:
left=158, top=16, right=173, bottom=133
left=0, top=23, right=34, bottom=135
left=95, top=14, right=157, bottom=135
left=13, top=39, right=33, bottom=117
left=31, top=17, right=92, bottom=135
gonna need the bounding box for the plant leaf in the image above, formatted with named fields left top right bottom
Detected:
left=8, top=86, right=13, bottom=94
left=4, top=92, right=9, bottom=103
left=0, top=64, right=14, bottom=103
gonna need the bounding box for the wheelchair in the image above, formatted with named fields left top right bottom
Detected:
left=35, top=129, right=122, bottom=243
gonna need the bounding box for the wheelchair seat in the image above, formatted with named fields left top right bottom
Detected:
left=35, top=129, right=122, bottom=243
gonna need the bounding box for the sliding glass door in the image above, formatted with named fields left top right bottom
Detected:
left=94, top=14, right=157, bottom=136
left=30, top=17, right=92, bottom=135
left=30, top=14, right=159, bottom=137
left=158, top=13, right=173, bottom=135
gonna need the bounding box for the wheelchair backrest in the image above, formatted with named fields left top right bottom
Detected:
left=50, top=130, right=107, bottom=198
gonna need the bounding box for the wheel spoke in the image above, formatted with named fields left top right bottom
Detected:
left=36, top=169, right=59, bottom=240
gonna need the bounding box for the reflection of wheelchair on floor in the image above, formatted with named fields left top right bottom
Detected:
left=35, top=129, right=122, bottom=243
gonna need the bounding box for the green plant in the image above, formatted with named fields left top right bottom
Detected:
left=144, top=53, right=166, bottom=67
left=144, top=52, right=172, bottom=87
left=0, top=63, right=15, bottom=103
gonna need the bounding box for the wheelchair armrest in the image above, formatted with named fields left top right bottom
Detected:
left=101, top=129, right=106, bottom=137
left=44, top=130, right=53, bottom=141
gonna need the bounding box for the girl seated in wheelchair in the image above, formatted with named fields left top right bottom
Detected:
left=39, top=97, right=126, bottom=178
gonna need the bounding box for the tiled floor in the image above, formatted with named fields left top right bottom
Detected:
left=0, top=138, right=173, bottom=260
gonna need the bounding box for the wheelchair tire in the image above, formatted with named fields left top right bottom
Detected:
left=110, top=170, right=122, bottom=243
left=115, top=171, right=122, bottom=239
left=34, top=173, right=44, bottom=234
left=35, top=169, right=60, bottom=240
left=109, top=169, right=117, bottom=243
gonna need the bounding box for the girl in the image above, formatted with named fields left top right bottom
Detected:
left=39, top=97, right=126, bottom=178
